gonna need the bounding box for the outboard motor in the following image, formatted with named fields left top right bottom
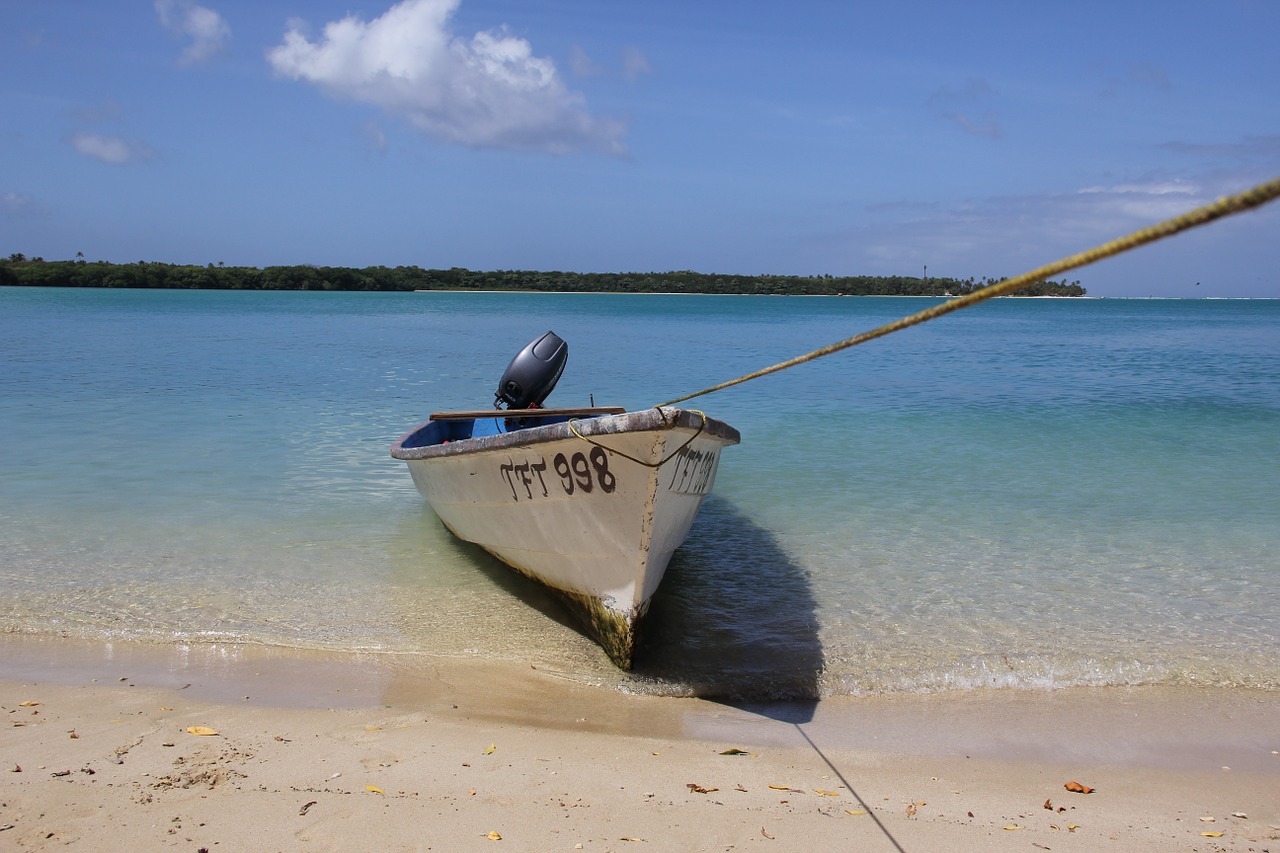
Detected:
left=495, top=331, right=567, bottom=409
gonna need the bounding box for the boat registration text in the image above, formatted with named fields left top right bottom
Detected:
left=496, top=444, right=718, bottom=501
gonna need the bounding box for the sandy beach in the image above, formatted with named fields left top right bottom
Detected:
left=2, top=636, right=1277, bottom=852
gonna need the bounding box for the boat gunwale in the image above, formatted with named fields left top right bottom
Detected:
left=389, top=406, right=740, bottom=462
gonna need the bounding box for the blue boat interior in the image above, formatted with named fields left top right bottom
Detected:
left=399, top=331, right=614, bottom=451
left=400, top=413, right=593, bottom=449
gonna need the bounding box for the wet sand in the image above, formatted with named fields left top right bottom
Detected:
left=2, top=634, right=1278, bottom=851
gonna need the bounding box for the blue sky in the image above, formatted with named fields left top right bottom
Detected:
left=2, top=0, right=1277, bottom=297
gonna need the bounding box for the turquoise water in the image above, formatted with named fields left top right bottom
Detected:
left=2, top=286, right=1277, bottom=699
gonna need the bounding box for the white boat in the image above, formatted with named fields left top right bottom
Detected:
left=391, top=406, right=740, bottom=667
left=390, top=333, right=739, bottom=668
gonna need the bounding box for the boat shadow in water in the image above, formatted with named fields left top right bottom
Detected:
left=409, top=497, right=822, bottom=722
left=634, top=495, right=823, bottom=719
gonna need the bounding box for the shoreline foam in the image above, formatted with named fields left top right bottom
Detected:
left=3, top=633, right=1278, bottom=851
left=4, top=633, right=1278, bottom=767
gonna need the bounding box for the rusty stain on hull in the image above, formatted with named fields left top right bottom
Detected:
left=475, top=540, right=645, bottom=669
left=552, top=587, right=646, bottom=670
left=439, top=516, right=643, bottom=668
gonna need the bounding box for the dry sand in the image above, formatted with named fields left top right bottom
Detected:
left=2, top=635, right=1278, bottom=852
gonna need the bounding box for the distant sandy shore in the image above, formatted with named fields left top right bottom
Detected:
left=410, top=290, right=1089, bottom=297
left=2, top=634, right=1277, bottom=851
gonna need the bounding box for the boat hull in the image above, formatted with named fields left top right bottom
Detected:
left=390, top=407, right=739, bottom=668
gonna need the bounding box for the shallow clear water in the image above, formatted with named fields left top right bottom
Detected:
left=2, top=286, right=1277, bottom=698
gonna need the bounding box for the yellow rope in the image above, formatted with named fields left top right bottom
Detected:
left=655, top=175, right=1280, bottom=408
left=570, top=409, right=707, bottom=467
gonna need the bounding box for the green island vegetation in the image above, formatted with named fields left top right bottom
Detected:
left=1, top=253, right=1086, bottom=297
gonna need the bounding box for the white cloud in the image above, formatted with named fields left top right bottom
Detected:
left=622, top=47, right=652, bottom=81
left=809, top=163, right=1276, bottom=296
left=1128, top=61, right=1172, bottom=91
left=1077, top=182, right=1197, bottom=195
left=1161, top=135, right=1280, bottom=161
left=569, top=44, right=651, bottom=82
left=363, top=120, right=388, bottom=154
left=943, top=111, right=1003, bottom=138
left=928, top=78, right=1004, bottom=138
left=834, top=177, right=1230, bottom=277
left=267, top=0, right=626, bottom=156
left=1, top=191, right=49, bottom=218
left=73, top=99, right=126, bottom=123
left=68, top=132, right=156, bottom=165
left=1074, top=180, right=1206, bottom=222
left=1092, top=60, right=1174, bottom=98
left=155, top=0, right=231, bottom=65
left=568, top=45, right=605, bottom=79
left=570, top=44, right=651, bottom=82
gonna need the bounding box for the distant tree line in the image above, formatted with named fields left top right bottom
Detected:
left=0, top=253, right=1087, bottom=297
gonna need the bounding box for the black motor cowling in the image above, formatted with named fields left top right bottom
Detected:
left=495, top=331, right=567, bottom=409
